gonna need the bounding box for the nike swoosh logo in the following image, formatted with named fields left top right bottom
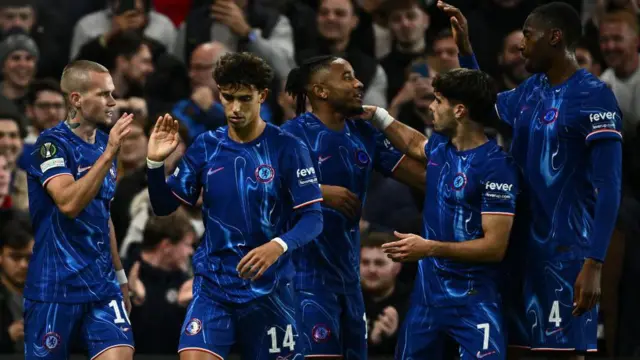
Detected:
left=78, top=165, right=92, bottom=173
left=545, top=327, right=563, bottom=336
left=208, top=167, right=224, bottom=175
left=476, top=350, right=496, bottom=358
left=318, top=155, right=332, bottom=163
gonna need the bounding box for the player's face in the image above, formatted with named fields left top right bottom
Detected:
left=2, top=49, right=36, bottom=88
left=0, top=119, right=22, bottom=168
left=78, top=72, right=117, bottom=126
left=219, top=85, right=268, bottom=129
left=0, top=155, right=10, bottom=197
left=324, top=59, right=364, bottom=116
left=429, top=92, right=457, bottom=136
left=27, top=90, right=65, bottom=132
left=0, top=241, right=34, bottom=288
left=360, top=247, right=400, bottom=292
left=521, top=16, right=553, bottom=73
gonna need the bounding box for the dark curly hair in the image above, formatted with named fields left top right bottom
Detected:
left=213, top=52, right=274, bottom=91
left=432, top=68, right=497, bottom=126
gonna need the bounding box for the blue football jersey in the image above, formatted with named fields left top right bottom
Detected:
left=167, top=123, right=323, bottom=304
left=282, top=112, right=405, bottom=294
left=24, top=122, right=120, bottom=303
left=495, top=69, right=623, bottom=262
left=417, top=132, right=518, bottom=307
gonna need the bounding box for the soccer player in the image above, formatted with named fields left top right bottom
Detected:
left=439, top=0, right=623, bottom=356
left=365, top=68, right=519, bottom=359
left=282, top=56, right=425, bottom=359
left=145, top=52, right=324, bottom=360
left=24, top=60, right=135, bottom=360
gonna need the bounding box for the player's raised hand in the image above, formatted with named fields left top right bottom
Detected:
left=359, top=105, right=378, bottom=121
left=572, top=259, right=602, bottom=316
left=437, top=1, right=473, bottom=56
left=321, top=185, right=361, bottom=219
left=382, top=231, right=433, bottom=262
left=148, top=114, right=180, bottom=162
left=237, top=241, right=285, bottom=281
left=106, top=112, right=134, bottom=154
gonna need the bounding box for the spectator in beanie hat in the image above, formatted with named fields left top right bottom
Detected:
left=0, top=28, right=38, bottom=114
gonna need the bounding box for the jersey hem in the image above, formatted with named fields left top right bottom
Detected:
left=293, top=198, right=323, bottom=210
left=390, top=154, right=407, bottom=173
left=508, top=345, right=597, bottom=352
left=42, top=172, right=73, bottom=187
left=481, top=211, right=515, bottom=216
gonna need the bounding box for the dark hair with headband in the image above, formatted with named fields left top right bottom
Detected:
left=284, top=55, right=337, bottom=116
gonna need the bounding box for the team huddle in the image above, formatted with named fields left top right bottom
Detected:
left=22, top=2, right=622, bottom=360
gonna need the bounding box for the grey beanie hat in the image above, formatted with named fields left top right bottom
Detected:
left=0, top=33, right=39, bottom=65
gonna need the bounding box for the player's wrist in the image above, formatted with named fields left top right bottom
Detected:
left=271, top=237, right=287, bottom=253
left=371, top=107, right=394, bottom=130
left=146, top=157, right=164, bottom=169
left=116, top=269, right=128, bottom=285
left=584, top=258, right=604, bottom=268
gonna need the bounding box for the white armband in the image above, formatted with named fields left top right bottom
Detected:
left=146, top=158, right=164, bottom=169
left=372, top=107, right=394, bottom=130
left=116, top=269, right=128, bottom=285
left=271, top=237, right=288, bottom=253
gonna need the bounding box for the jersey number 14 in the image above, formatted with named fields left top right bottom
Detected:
left=267, top=325, right=295, bottom=353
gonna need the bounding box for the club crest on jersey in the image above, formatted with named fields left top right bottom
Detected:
left=354, top=149, right=370, bottom=167
left=42, top=332, right=61, bottom=351
left=452, top=173, right=467, bottom=191
left=540, top=108, right=559, bottom=124
left=185, top=318, right=202, bottom=336
left=40, top=142, right=57, bottom=159
left=312, top=324, right=331, bottom=343
left=255, top=164, right=275, bottom=183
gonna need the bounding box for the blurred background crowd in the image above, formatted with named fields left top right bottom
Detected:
left=0, top=0, right=639, bottom=357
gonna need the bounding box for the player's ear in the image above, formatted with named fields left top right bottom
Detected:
left=453, top=104, right=466, bottom=119
left=258, top=88, right=269, bottom=103
left=312, top=84, right=328, bottom=100
left=69, top=91, right=82, bottom=109
left=549, top=28, right=561, bottom=47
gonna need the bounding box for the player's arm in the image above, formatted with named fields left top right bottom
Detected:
left=431, top=214, right=514, bottom=262
left=45, top=114, right=133, bottom=218
left=366, top=107, right=428, bottom=162
left=237, top=139, right=323, bottom=280
left=109, top=216, right=131, bottom=313
left=147, top=115, right=201, bottom=216
left=371, top=125, right=426, bottom=191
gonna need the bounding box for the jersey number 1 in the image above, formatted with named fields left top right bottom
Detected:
left=108, top=299, right=130, bottom=325
left=267, top=325, right=295, bottom=354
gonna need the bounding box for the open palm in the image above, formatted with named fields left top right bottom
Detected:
left=148, top=114, right=180, bottom=162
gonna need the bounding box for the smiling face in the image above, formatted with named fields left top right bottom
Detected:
left=314, top=58, right=364, bottom=116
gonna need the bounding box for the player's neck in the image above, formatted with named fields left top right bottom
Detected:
left=0, top=274, right=23, bottom=295
left=313, top=108, right=346, bottom=132
left=451, top=125, right=488, bottom=152
left=546, top=55, right=581, bottom=86
left=227, top=117, right=266, bottom=143
left=65, top=114, right=97, bottom=144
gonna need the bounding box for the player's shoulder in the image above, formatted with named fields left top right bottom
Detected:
left=573, top=70, right=615, bottom=98
left=282, top=112, right=322, bottom=133
left=269, top=123, right=309, bottom=149
left=484, top=141, right=518, bottom=171
left=36, top=123, right=68, bottom=145
left=511, top=73, right=545, bottom=95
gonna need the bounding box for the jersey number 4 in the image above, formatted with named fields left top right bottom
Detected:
left=267, top=325, right=295, bottom=354
left=549, top=300, right=562, bottom=327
